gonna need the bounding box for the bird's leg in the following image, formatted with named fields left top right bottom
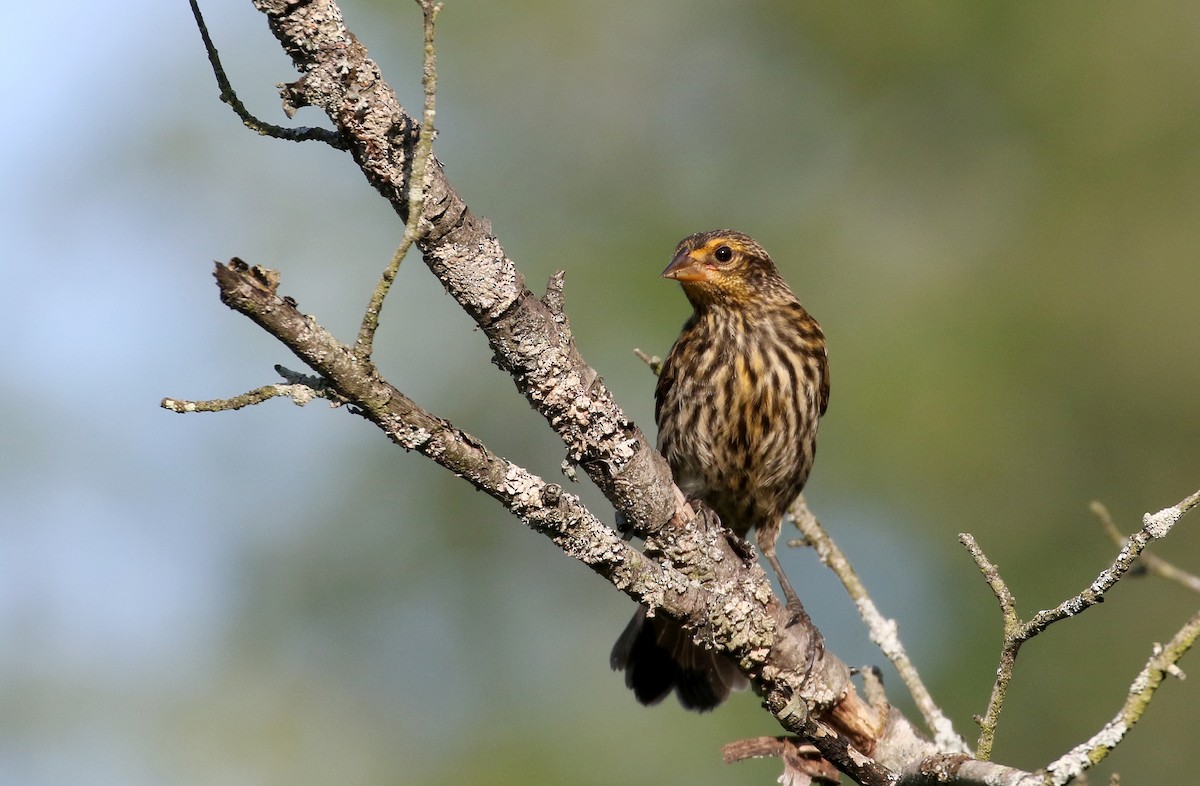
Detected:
left=699, top=503, right=823, bottom=669
left=761, top=546, right=809, bottom=625
left=724, top=529, right=758, bottom=565
left=760, top=538, right=824, bottom=675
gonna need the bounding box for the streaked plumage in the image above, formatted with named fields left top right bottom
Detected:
left=612, top=230, right=829, bottom=711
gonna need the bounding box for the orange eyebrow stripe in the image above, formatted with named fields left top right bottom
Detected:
left=698, top=236, right=745, bottom=255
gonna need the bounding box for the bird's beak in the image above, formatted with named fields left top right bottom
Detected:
left=661, top=250, right=711, bottom=282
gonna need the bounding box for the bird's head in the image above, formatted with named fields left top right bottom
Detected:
left=662, top=230, right=785, bottom=308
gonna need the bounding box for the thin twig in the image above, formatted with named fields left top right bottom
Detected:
left=788, top=497, right=970, bottom=754
left=162, top=364, right=345, bottom=413
left=161, top=380, right=339, bottom=413
left=964, top=489, right=1200, bottom=760
left=188, top=0, right=345, bottom=148
left=1094, top=501, right=1200, bottom=593
left=354, top=0, right=442, bottom=359
left=632, top=348, right=662, bottom=376
left=959, top=533, right=1020, bottom=760
left=722, top=737, right=840, bottom=785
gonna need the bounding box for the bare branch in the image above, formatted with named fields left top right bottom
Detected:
left=632, top=348, right=663, bottom=375
left=188, top=0, right=345, bottom=148
left=901, top=755, right=1047, bottom=786
left=162, top=382, right=331, bottom=413
left=161, top=364, right=348, bottom=414
left=789, top=497, right=969, bottom=755
left=722, top=737, right=840, bottom=785
left=205, top=260, right=710, bottom=609
left=1094, top=501, right=1200, bottom=593
left=354, top=0, right=442, bottom=358
left=1023, top=492, right=1197, bottom=632
left=960, top=534, right=1023, bottom=760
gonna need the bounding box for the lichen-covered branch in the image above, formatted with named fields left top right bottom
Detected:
left=204, top=261, right=701, bottom=614
left=162, top=379, right=336, bottom=412
left=1094, top=500, right=1200, bottom=593
left=249, top=0, right=685, bottom=540
left=207, top=257, right=895, bottom=781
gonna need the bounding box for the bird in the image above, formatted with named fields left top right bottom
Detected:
left=611, top=229, right=829, bottom=711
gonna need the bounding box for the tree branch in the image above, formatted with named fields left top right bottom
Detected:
left=203, top=260, right=699, bottom=607
left=1044, top=606, right=1200, bottom=785
left=788, top=497, right=970, bottom=755
left=206, top=257, right=894, bottom=779
left=353, top=0, right=441, bottom=359
left=188, top=0, right=345, bottom=148
left=1094, top=500, right=1200, bottom=593
left=248, top=0, right=680, bottom=540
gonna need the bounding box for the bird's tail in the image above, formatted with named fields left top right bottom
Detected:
left=610, top=605, right=748, bottom=711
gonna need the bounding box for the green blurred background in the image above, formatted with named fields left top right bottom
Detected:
left=3, top=1, right=1200, bottom=784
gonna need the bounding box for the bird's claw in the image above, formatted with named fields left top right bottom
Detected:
left=785, top=597, right=810, bottom=629
left=725, top=530, right=757, bottom=564
left=780, top=594, right=823, bottom=680
left=689, top=502, right=757, bottom=564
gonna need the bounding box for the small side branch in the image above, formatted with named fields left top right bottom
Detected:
left=188, top=0, right=345, bottom=148
left=632, top=348, right=663, bottom=376
left=162, top=385, right=305, bottom=412
left=1095, top=500, right=1200, bottom=594
left=959, top=534, right=1020, bottom=760
left=161, top=366, right=344, bottom=413
left=722, top=737, right=840, bottom=785
left=1023, top=490, right=1199, bottom=633
left=353, top=0, right=442, bottom=359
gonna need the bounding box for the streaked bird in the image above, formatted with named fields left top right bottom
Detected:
left=612, top=230, right=829, bottom=710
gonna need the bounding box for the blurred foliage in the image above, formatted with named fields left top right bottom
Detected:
left=2, top=0, right=1200, bottom=784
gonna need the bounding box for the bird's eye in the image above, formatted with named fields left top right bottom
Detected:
left=713, top=245, right=734, bottom=263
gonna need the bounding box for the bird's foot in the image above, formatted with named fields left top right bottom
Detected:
left=780, top=596, right=824, bottom=682
left=724, top=529, right=757, bottom=564
left=801, top=625, right=825, bottom=683
left=784, top=595, right=812, bottom=629
left=689, top=502, right=757, bottom=564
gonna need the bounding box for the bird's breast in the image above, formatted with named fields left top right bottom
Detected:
left=655, top=308, right=825, bottom=532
